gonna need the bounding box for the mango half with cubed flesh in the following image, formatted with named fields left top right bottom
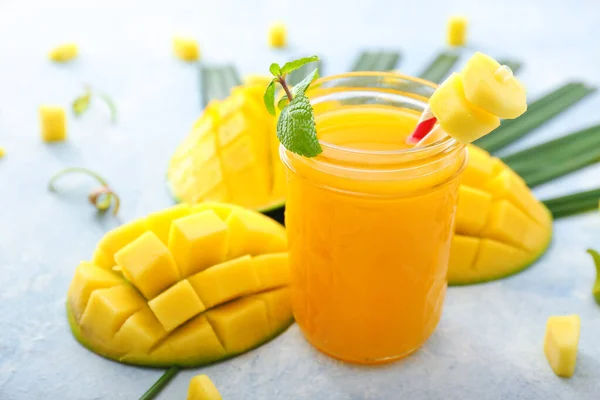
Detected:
left=448, top=145, right=552, bottom=285
left=67, top=202, right=293, bottom=368
left=167, top=83, right=284, bottom=221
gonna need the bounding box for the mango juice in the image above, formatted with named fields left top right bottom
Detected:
left=282, top=76, right=466, bottom=364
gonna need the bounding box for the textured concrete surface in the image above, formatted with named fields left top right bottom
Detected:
left=1, top=0, right=600, bottom=399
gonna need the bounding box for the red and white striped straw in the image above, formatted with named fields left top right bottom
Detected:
left=406, top=105, right=438, bottom=145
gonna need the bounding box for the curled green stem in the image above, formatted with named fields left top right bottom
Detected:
left=48, top=167, right=120, bottom=216
left=586, top=249, right=600, bottom=305
left=139, top=366, right=180, bottom=400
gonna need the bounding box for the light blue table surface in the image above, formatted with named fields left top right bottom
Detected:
left=2, top=1, right=600, bottom=399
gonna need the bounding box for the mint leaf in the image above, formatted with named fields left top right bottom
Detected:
left=277, top=68, right=319, bottom=109
left=269, top=63, right=281, bottom=76
left=276, top=94, right=322, bottom=157
left=263, top=80, right=276, bottom=116
left=281, top=55, right=319, bottom=75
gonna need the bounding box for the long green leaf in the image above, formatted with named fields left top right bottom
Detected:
left=350, top=50, right=400, bottom=72
left=199, top=65, right=242, bottom=108
left=418, top=52, right=459, bottom=84
left=139, top=367, right=180, bottom=400
left=288, top=59, right=322, bottom=86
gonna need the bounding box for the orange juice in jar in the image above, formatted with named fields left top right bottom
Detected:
left=281, top=73, right=466, bottom=364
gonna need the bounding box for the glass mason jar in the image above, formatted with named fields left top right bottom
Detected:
left=281, top=72, right=467, bottom=364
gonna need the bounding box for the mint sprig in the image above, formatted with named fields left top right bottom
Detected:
left=263, top=55, right=323, bottom=158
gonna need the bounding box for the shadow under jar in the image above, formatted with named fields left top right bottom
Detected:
left=281, top=72, right=467, bottom=364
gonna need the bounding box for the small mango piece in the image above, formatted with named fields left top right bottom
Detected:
left=39, top=105, right=67, bottom=142
left=461, top=52, right=527, bottom=119
left=268, top=21, right=287, bottom=48
left=429, top=73, right=500, bottom=144
left=447, top=16, right=467, bottom=47
left=187, top=374, right=222, bottom=400
left=544, top=315, right=581, bottom=378
left=148, top=280, right=206, bottom=332
left=173, top=36, right=200, bottom=62
left=0, top=146, right=5, bottom=158
left=48, top=43, right=78, bottom=63
left=585, top=249, right=600, bottom=304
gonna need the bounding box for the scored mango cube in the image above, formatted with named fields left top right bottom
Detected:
left=112, top=306, right=167, bottom=353
left=187, top=374, right=222, bottom=400
left=429, top=73, right=500, bottom=144
left=268, top=21, right=287, bottom=48
left=447, top=16, right=467, bottom=47
left=168, top=210, right=229, bottom=278
left=205, top=297, right=270, bottom=354
left=461, top=52, right=527, bottom=119
left=98, top=218, right=148, bottom=264
left=252, top=253, right=290, bottom=291
left=68, top=262, right=123, bottom=321
left=148, top=280, right=206, bottom=332
left=225, top=208, right=287, bottom=258
left=147, top=204, right=192, bottom=245
left=455, top=186, right=493, bottom=236
left=80, top=285, right=145, bottom=342
left=39, top=105, right=67, bottom=142
left=544, top=315, right=581, bottom=378
left=187, top=255, right=259, bottom=308
left=48, top=43, right=78, bottom=62
left=114, top=232, right=180, bottom=300
left=173, top=36, right=200, bottom=61
left=254, top=287, right=293, bottom=334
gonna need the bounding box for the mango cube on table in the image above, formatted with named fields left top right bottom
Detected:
left=268, top=21, right=287, bottom=48
left=544, top=314, right=581, bottom=378
left=0, top=146, right=5, bottom=158
left=447, top=16, right=467, bottom=47
left=48, top=43, right=78, bottom=63
left=461, top=52, right=527, bottom=119
left=39, top=105, right=67, bottom=142
left=173, top=36, right=200, bottom=61
left=187, top=374, right=222, bottom=400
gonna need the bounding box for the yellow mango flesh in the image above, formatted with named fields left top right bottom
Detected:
left=544, top=315, right=581, bottom=378
left=461, top=52, right=527, bottom=119
left=447, top=16, right=467, bottom=47
left=173, top=36, right=200, bottom=62
left=48, top=43, right=78, bottom=62
left=187, top=375, right=222, bottom=400
left=448, top=145, right=553, bottom=285
left=67, top=203, right=293, bottom=368
left=39, top=105, right=67, bottom=142
left=429, top=73, right=500, bottom=144
left=167, top=83, right=283, bottom=211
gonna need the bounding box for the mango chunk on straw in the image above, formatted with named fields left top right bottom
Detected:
left=461, top=52, right=527, bottom=119
left=429, top=73, right=500, bottom=144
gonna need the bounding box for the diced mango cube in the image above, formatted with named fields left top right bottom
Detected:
left=268, top=21, right=287, bottom=48
left=448, top=235, right=480, bottom=284
left=114, top=232, right=180, bottom=300
left=97, top=218, right=148, bottom=264
left=147, top=204, right=192, bottom=245
left=205, top=297, right=270, bottom=354
left=80, top=285, right=145, bottom=341
left=225, top=208, right=287, bottom=258
left=48, top=43, right=78, bottom=63
left=461, top=52, right=527, bottom=119
left=112, top=306, right=167, bottom=353
left=544, top=315, right=581, bottom=378
left=92, top=248, right=114, bottom=269
left=455, top=186, right=493, bottom=236
left=253, top=288, right=293, bottom=334
left=150, top=315, right=226, bottom=364
left=148, top=280, right=206, bottom=332
left=168, top=210, right=229, bottom=278
left=68, top=262, right=124, bottom=321
left=191, top=202, right=237, bottom=221
left=461, top=146, right=494, bottom=187
left=447, top=16, right=467, bottom=47
left=173, top=36, right=200, bottom=62
left=473, top=239, right=531, bottom=277
left=187, top=375, right=222, bottom=400
left=0, top=147, right=5, bottom=158
left=39, top=105, right=67, bottom=142
left=481, top=200, right=541, bottom=251
left=187, top=255, right=259, bottom=308
left=429, top=73, right=500, bottom=144
left=252, top=253, right=290, bottom=291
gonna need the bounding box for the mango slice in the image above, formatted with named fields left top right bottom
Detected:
left=448, top=145, right=553, bottom=285
left=167, top=82, right=282, bottom=213
left=544, top=315, right=581, bottom=378
left=461, top=52, right=527, bottom=119
left=187, top=375, right=222, bottom=400
left=429, top=73, right=500, bottom=144
left=67, top=202, right=293, bottom=368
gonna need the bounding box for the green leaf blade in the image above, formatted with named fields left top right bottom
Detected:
left=263, top=80, right=277, bottom=116
left=281, top=55, right=319, bottom=75
left=269, top=63, right=281, bottom=76
left=276, top=94, right=322, bottom=157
